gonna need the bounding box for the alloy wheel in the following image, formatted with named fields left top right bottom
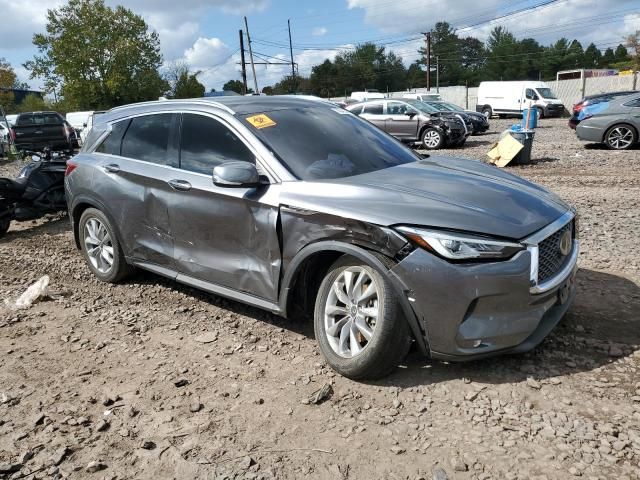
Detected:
left=424, top=130, right=441, bottom=148
left=607, top=126, right=634, bottom=149
left=324, top=267, right=380, bottom=358
left=84, top=218, right=114, bottom=274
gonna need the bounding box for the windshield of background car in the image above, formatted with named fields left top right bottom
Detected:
left=243, top=106, right=419, bottom=181
left=536, top=88, right=557, bottom=99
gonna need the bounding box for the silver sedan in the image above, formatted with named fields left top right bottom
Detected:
left=576, top=92, right=640, bottom=150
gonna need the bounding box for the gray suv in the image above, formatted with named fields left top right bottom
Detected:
left=65, top=97, right=579, bottom=379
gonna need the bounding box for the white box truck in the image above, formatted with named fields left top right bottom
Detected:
left=476, top=81, right=564, bottom=119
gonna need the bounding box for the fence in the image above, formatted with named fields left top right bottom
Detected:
left=332, top=73, right=639, bottom=113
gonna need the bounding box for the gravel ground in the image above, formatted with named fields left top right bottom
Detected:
left=0, top=118, right=639, bottom=480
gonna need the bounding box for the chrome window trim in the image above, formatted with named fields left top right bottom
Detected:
left=524, top=210, right=578, bottom=294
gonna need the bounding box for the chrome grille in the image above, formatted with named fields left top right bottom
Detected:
left=538, top=221, right=574, bottom=283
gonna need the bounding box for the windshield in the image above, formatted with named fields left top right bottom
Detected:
left=536, top=88, right=557, bottom=99
left=402, top=99, right=440, bottom=114
left=244, top=106, right=419, bottom=181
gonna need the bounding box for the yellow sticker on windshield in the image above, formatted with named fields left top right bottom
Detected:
left=246, top=114, right=276, bottom=129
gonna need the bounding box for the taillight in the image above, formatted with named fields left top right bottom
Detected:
left=65, top=161, right=78, bottom=176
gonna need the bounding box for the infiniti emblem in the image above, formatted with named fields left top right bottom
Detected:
left=559, top=230, right=572, bottom=256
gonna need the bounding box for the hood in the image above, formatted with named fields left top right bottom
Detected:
left=279, top=157, right=570, bottom=240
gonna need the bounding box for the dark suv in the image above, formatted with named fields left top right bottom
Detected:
left=66, top=97, right=578, bottom=379
left=11, top=111, right=75, bottom=151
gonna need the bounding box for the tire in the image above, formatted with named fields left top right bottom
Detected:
left=314, top=255, right=411, bottom=380
left=536, top=107, right=544, bottom=120
left=79, top=208, right=132, bottom=282
left=604, top=124, right=637, bottom=150
left=0, top=216, right=10, bottom=239
left=421, top=128, right=445, bottom=150
left=481, top=106, right=492, bottom=118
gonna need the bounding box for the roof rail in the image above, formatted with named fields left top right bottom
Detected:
left=108, top=98, right=235, bottom=115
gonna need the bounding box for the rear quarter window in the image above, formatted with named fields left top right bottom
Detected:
left=94, top=119, right=130, bottom=155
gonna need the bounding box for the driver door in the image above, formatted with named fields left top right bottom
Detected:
left=385, top=101, right=418, bottom=139
left=166, top=112, right=281, bottom=302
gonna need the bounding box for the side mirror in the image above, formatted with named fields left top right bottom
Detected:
left=405, top=111, right=417, bottom=118
left=213, top=161, right=262, bottom=188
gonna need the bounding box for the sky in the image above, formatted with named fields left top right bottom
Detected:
left=1, top=0, right=639, bottom=92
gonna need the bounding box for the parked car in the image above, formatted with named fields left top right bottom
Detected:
left=401, top=92, right=441, bottom=102
left=346, top=99, right=470, bottom=149
left=477, top=81, right=565, bottom=119
left=0, top=122, right=8, bottom=156
left=569, top=90, right=638, bottom=129
left=350, top=90, right=385, bottom=102
left=575, top=92, right=640, bottom=150
left=426, top=101, right=490, bottom=134
left=65, top=97, right=578, bottom=379
left=10, top=111, right=74, bottom=152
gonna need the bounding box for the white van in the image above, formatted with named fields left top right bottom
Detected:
left=476, top=81, right=564, bottom=118
left=66, top=111, right=93, bottom=134
left=350, top=90, right=385, bottom=102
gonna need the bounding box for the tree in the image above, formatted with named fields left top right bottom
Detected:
left=223, top=79, right=250, bottom=94
left=625, top=31, right=640, bottom=71
left=583, top=43, right=602, bottom=68
left=18, top=94, right=46, bottom=112
left=164, top=61, right=205, bottom=99
left=0, top=58, right=18, bottom=110
left=614, top=44, right=630, bottom=63
left=566, top=40, right=584, bottom=69
left=601, top=47, right=615, bottom=67
left=484, top=27, right=521, bottom=80
left=25, top=0, right=167, bottom=109
left=419, top=22, right=464, bottom=86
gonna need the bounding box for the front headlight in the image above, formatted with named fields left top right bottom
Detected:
left=396, top=226, right=524, bottom=260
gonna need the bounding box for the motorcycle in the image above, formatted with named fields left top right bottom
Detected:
left=0, top=148, right=70, bottom=238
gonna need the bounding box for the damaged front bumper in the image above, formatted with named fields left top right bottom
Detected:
left=388, top=244, right=578, bottom=361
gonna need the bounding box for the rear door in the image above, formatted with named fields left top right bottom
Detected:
left=359, top=102, right=386, bottom=131
left=167, top=112, right=281, bottom=301
left=384, top=101, right=419, bottom=139
left=92, top=113, right=179, bottom=270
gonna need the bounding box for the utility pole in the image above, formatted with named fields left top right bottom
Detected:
left=238, top=29, right=248, bottom=94
left=288, top=19, right=296, bottom=92
left=422, top=31, right=431, bottom=91
left=244, top=16, right=259, bottom=94
left=436, top=56, right=439, bottom=93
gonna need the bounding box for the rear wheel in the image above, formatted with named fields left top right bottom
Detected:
left=536, top=106, right=544, bottom=120
left=314, top=256, right=411, bottom=379
left=79, top=208, right=132, bottom=282
left=481, top=106, right=492, bottom=118
left=421, top=128, right=445, bottom=150
left=604, top=124, right=636, bottom=150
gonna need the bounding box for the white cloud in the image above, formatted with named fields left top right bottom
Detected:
left=0, top=0, right=64, bottom=50
left=312, top=27, right=328, bottom=37
left=623, top=13, right=640, bottom=33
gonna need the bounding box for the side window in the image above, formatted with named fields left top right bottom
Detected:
left=349, top=105, right=363, bottom=115
left=16, top=114, right=34, bottom=125
left=387, top=102, right=408, bottom=115
left=179, top=113, right=254, bottom=175
left=363, top=103, right=383, bottom=115
left=624, top=98, right=640, bottom=107
left=95, top=119, right=130, bottom=155
left=33, top=114, right=45, bottom=125
left=44, top=113, right=61, bottom=124
left=121, top=113, right=173, bottom=165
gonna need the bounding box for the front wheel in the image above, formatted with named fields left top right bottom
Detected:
left=604, top=124, right=636, bottom=150
left=421, top=128, right=445, bottom=150
left=536, top=107, right=544, bottom=120
left=481, top=106, right=492, bottom=118
left=314, top=256, right=411, bottom=379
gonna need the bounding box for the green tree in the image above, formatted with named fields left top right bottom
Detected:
left=25, top=0, right=167, bottom=109
left=566, top=39, right=584, bottom=69
left=223, top=79, right=250, bottom=94
left=405, top=62, right=427, bottom=89
left=484, top=27, right=522, bottom=80
left=600, top=47, right=615, bottom=67
left=0, top=58, right=18, bottom=111
left=614, top=44, right=630, bottom=63
left=583, top=43, right=602, bottom=68
left=419, top=22, right=464, bottom=86
left=459, top=37, right=486, bottom=85
left=173, top=71, right=205, bottom=98
left=309, top=59, right=339, bottom=97
left=18, top=94, right=46, bottom=112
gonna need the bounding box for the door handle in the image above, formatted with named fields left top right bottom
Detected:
left=104, top=163, right=120, bottom=173
left=168, top=179, right=192, bottom=191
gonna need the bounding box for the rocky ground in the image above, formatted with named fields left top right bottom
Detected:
left=0, top=118, right=639, bottom=480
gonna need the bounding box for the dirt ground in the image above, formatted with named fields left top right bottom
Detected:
left=0, top=118, right=639, bottom=480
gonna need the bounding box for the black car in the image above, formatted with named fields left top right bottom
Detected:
left=569, top=90, right=638, bottom=130
left=426, top=101, right=490, bottom=134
